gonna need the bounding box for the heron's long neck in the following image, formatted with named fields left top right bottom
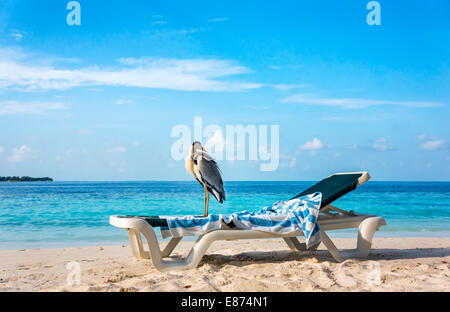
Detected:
left=185, top=152, right=195, bottom=176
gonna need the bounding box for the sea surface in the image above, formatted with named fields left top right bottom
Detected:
left=0, top=181, right=449, bottom=250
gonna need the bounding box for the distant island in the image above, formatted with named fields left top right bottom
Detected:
left=0, top=176, right=53, bottom=182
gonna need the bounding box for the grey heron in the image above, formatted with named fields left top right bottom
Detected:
left=185, top=141, right=225, bottom=217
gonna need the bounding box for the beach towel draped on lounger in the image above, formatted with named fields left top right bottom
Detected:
left=161, top=192, right=322, bottom=248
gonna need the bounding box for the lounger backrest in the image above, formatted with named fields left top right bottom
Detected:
left=291, top=172, right=370, bottom=208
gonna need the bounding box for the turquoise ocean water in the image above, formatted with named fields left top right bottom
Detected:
left=0, top=181, right=449, bottom=250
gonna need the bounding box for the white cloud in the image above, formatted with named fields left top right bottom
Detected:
left=78, top=128, right=91, bottom=135
left=420, top=138, right=446, bottom=151
left=348, top=144, right=359, bottom=150
left=208, top=17, right=229, bottom=22
left=0, top=51, right=306, bottom=93
left=132, top=141, right=140, bottom=147
left=7, top=145, right=37, bottom=163
left=0, top=56, right=262, bottom=92
left=300, top=138, right=323, bottom=151
left=0, top=146, right=4, bottom=155
left=107, top=146, right=127, bottom=153
left=372, top=138, right=392, bottom=151
left=0, top=101, right=66, bottom=115
left=417, top=135, right=447, bottom=151
left=10, top=31, right=24, bottom=41
left=282, top=94, right=444, bottom=108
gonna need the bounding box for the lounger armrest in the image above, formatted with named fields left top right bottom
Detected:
left=110, top=215, right=148, bottom=231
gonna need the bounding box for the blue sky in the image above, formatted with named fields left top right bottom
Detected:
left=0, top=0, right=449, bottom=181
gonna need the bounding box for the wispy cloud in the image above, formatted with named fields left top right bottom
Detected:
left=418, top=135, right=447, bottom=151
left=208, top=17, right=229, bottom=22
left=9, top=30, right=24, bottom=41
left=0, top=47, right=80, bottom=65
left=271, top=84, right=310, bottom=91
left=7, top=145, right=37, bottom=163
left=0, top=100, right=66, bottom=115
left=416, top=134, right=426, bottom=140
left=0, top=50, right=306, bottom=93
left=372, top=137, right=393, bottom=151
left=282, top=94, right=445, bottom=108
left=279, top=153, right=297, bottom=168
left=0, top=55, right=262, bottom=92
left=176, top=28, right=199, bottom=35
left=0, top=47, right=28, bottom=61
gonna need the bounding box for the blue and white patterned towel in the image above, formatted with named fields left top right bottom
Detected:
left=161, top=192, right=322, bottom=248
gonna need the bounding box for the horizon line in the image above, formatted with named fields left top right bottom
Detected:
left=8, top=179, right=450, bottom=183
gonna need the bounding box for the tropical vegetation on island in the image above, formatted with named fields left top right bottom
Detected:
left=0, top=176, right=53, bottom=182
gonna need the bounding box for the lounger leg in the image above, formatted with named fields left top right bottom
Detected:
left=356, top=216, right=386, bottom=258
left=127, top=229, right=150, bottom=259
left=320, top=217, right=386, bottom=262
left=320, top=231, right=344, bottom=262
left=138, top=225, right=216, bottom=271
left=161, top=237, right=183, bottom=257
left=283, top=237, right=307, bottom=251
left=115, top=218, right=210, bottom=271
left=131, top=221, right=220, bottom=271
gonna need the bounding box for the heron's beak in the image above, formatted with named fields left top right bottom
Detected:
left=201, top=147, right=207, bottom=152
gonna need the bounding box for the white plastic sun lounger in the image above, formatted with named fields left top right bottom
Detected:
left=110, top=172, right=386, bottom=272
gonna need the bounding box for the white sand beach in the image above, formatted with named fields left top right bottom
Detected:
left=0, top=237, right=449, bottom=292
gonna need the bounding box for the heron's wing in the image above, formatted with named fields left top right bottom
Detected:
left=195, top=153, right=225, bottom=203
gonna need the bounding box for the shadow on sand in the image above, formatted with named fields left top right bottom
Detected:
left=192, top=247, right=450, bottom=268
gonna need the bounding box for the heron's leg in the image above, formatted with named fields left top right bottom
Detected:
left=203, top=185, right=208, bottom=217
left=206, top=191, right=210, bottom=216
